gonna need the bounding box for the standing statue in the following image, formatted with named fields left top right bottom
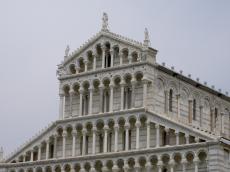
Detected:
left=144, top=28, right=150, bottom=42
left=144, top=28, right=150, bottom=47
left=102, top=12, right=109, bottom=31
left=65, top=45, right=70, bottom=57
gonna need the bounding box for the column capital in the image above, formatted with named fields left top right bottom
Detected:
left=185, top=133, right=189, bottom=138
left=164, top=127, right=170, bottom=133
left=103, top=124, right=109, bottom=131
left=62, top=130, right=67, bottom=137
left=45, top=138, right=50, bottom=143
left=82, top=128, right=87, bottom=135
left=195, top=137, right=200, bottom=143
left=157, top=160, right=163, bottom=168
left=79, top=87, right=84, bottom=94
left=109, top=83, right=115, bottom=88
left=169, top=158, right=175, bottom=167
left=155, top=124, right=160, bottom=129
left=135, top=120, right=141, bottom=128
left=114, top=123, right=119, bottom=130
left=175, top=130, right=180, bottom=135
left=124, top=122, right=130, bottom=129
left=72, top=130, right=77, bottom=136
left=69, top=89, right=75, bottom=96
left=59, top=91, right=65, bottom=97
left=181, top=158, right=187, bottom=164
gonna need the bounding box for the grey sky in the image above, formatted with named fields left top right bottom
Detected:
left=0, top=0, right=230, bottom=156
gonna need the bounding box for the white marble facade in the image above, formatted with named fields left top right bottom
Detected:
left=0, top=13, right=230, bottom=172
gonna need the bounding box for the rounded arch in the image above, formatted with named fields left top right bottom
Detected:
left=69, top=63, right=76, bottom=74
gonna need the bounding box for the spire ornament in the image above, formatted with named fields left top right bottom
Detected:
left=101, top=12, right=109, bottom=31
left=144, top=28, right=150, bottom=47
left=65, top=45, right=70, bottom=58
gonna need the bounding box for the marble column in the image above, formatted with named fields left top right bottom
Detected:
left=59, top=92, right=65, bottom=120
left=62, top=130, right=67, bottom=158
left=84, top=60, right=88, bottom=72
left=110, top=49, right=114, bottom=67
left=119, top=51, right=123, bottom=65
left=157, top=160, right=163, bottom=172
left=103, top=124, right=109, bottom=153
left=99, top=84, right=104, bottom=113
left=169, top=158, right=175, bottom=172
left=131, top=79, right=136, bottom=108
left=125, top=122, right=130, bottom=151
left=175, top=130, right=180, bottom=145
left=79, top=86, right=84, bottom=116
left=134, top=159, right=140, bottom=172
left=69, top=88, right=75, bottom=115
left=143, top=79, right=148, bottom=107
left=123, top=160, right=129, bottom=172
left=181, top=158, right=187, bottom=172
left=38, top=144, right=41, bottom=161
left=53, top=134, right=57, bottom=158
left=112, top=163, right=119, bottom=172
left=146, top=120, right=151, bottom=149
left=120, top=79, right=125, bottom=111
left=155, top=124, right=160, bottom=147
left=45, top=138, right=50, bottom=160
left=82, top=128, right=87, bottom=156
left=109, top=82, right=114, bottom=112
left=89, top=85, right=94, bottom=115
left=185, top=134, right=189, bottom=144
left=128, top=54, right=132, bottom=64
left=72, top=129, right=77, bottom=157
left=92, top=126, right=97, bottom=155
left=135, top=120, right=141, bottom=150
left=114, top=123, right=119, bottom=152
left=146, top=160, right=152, bottom=172
left=30, top=150, right=33, bottom=162
left=102, top=162, right=109, bottom=172
left=102, top=45, right=106, bottom=69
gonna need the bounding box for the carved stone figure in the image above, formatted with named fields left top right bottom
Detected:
left=102, top=12, right=109, bottom=31
left=65, top=45, right=70, bottom=57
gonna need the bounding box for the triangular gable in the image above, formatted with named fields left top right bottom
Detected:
left=61, top=30, right=146, bottom=67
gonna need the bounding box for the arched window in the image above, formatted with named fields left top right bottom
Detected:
left=108, top=132, right=112, bottom=152
left=128, top=130, right=132, bottom=150
left=193, top=99, right=197, bottom=120
left=169, top=89, right=173, bottom=112
left=162, top=130, right=167, bottom=146
left=105, top=53, right=111, bottom=68
left=124, top=87, right=132, bottom=109
left=85, top=136, right=89, bottom=154
left=103, top=91, right=110, bottom=112
left=122, top=130, right=132, bottom=150
left=122, top=130, right=126, bottom=151
left=99, top=134, right=104, bottom=153
left=82, top=95, right=89, bottom=116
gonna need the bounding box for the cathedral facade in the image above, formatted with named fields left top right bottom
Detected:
left=0, top=13, right=230, bottom=172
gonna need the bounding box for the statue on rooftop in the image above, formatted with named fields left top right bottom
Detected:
left=65, top=45, right=70, bottom=57
left=102, top=12, right=109, bottom=31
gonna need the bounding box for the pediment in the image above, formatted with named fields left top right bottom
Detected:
left=57, top=30, right=149, bottom=75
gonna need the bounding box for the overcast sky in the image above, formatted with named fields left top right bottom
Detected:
left=0, top=0, right=230, bottom=156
